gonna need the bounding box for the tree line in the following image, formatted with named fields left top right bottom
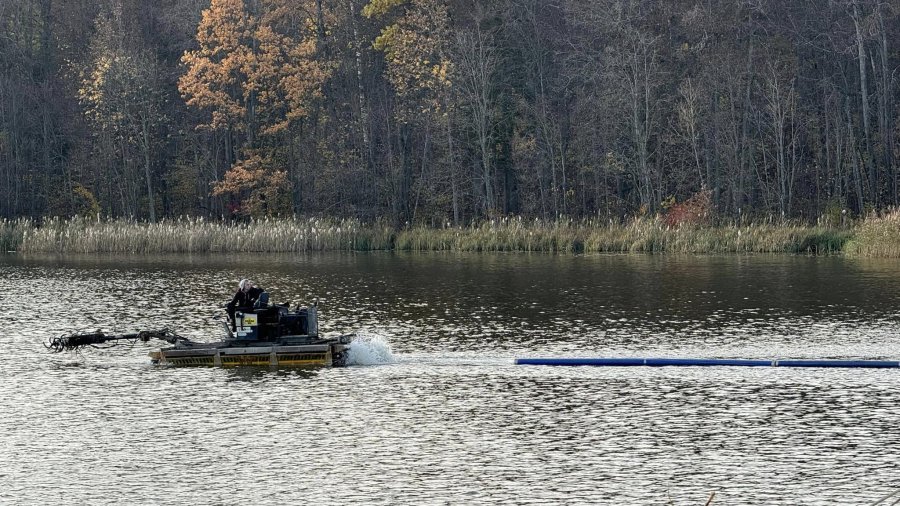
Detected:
left=1, top=0, right=899, bottom=225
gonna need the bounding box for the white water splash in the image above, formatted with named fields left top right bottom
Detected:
left=347, top=330, right=395, bottom=366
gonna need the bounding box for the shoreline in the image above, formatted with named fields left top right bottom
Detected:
left=4, top=215, right=894, bottom=256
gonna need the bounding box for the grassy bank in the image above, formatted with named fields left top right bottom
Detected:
left=396, top=218, right=852, bottom=254
left=844, top=211, right=900, bottom=257
left=2, top=214, right=883, bottom=255
left=2, top=216, right=395, bottom=254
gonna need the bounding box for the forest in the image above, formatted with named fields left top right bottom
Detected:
left=2, top=0, right=900, bottom=226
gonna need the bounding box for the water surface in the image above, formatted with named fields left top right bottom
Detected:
left=1, top=253, right=899, bottom=504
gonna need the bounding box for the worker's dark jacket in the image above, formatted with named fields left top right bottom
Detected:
left=227, top=286, right=265, bottom=313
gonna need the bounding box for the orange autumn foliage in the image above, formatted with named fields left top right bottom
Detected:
left=181, top=0, right=333, bottom=215
left=178, top=0, right=331, bottom=136
left=212, top=154, right=292, bottom=217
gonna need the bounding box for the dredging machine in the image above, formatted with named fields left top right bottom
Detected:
left=47, top=302, right=354, bottom=368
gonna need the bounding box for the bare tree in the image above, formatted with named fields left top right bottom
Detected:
left=454, top=23, right=499, bottom=217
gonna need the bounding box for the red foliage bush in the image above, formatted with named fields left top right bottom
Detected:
left=664, top=189, right=713, bottom=228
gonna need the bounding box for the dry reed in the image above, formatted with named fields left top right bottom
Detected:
left=0, top=215, right=862, bottom=255
left=844, top=209, right=900, bottom=257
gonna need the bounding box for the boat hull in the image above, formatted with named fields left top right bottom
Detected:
left=149, top=343, right=351, bottom=368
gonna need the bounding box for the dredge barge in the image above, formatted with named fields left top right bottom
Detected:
left=48, top=304, right=354, bottom=368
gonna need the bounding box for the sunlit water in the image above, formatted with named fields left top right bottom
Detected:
left=1, top=253, right=900, bottom=505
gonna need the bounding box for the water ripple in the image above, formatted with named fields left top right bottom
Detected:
left=1, top=253, right=899, bottom=504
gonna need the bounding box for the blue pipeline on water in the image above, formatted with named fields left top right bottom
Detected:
left=514, top=357, right=900, bottom=369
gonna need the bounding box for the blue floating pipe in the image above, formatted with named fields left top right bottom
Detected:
left=775, top=359, right=899, bottom=368
left=515, top=357, right=900, bottom=369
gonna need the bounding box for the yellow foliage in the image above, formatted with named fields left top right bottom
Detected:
left=72, top=184, right=101, bottom=217
left=362, top=0, right=408, bottom=18
left=373, top=24, right=399, bottom=52
left=367, top=0, right=453, bottom=123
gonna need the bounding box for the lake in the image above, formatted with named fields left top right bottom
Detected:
left=1, top=252, right=899, bottom=504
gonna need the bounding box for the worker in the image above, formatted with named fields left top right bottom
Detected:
left=226, top=279, right=265, bottom=330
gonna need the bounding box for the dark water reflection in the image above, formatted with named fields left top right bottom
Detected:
left=1, top=252, right=899, bottom=504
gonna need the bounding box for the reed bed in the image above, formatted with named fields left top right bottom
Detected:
left=844, top=210, right=900, bottom=257
left=585, top=219, right=850, bottom=254
left=395, top=218, right=586, bottom=252
left=397, top=217, right=850, bottom=254
left=0, top=218, right=32, bottom=252
left=14, top=216, right=394, bottom=254
left=0, top=215, right=861, bottom=255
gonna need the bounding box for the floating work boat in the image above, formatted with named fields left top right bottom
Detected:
left=48, top=304, right=354, bottom=368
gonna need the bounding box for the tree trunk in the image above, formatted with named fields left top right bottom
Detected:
left=316, top=0, right=326, bottom=44
left=447, top=117, right=459, bottom=226
left=876, top=8, right=895, bottom=204
left=142, top=116, right=156, bottom=222
left=852, top=2, right=875, bottom=202
left=846, top=104, right=865, bottom=214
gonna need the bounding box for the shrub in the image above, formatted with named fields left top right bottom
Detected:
left=664, top=189, right=713, bottom=228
